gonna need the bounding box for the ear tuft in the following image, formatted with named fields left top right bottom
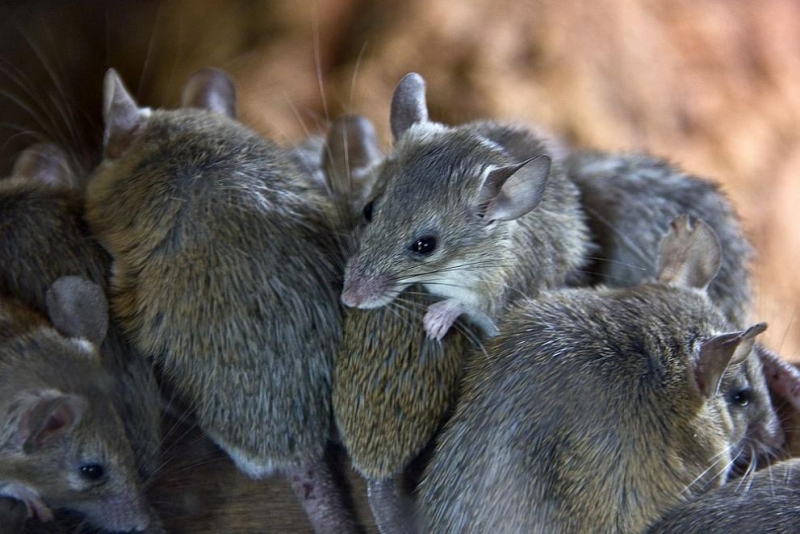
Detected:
left=695, top=322, right=767, bottom=397
left=480, top=155, right=551, bottom=222
left=390, top=72, right=428, bottom=142
left=656, top=215, right=721, bottom=290
left=45, top=277, right=109, bottom=346
left=11, top=143, right=77, bottom=189
left=181, top=67, right=237, bottom=118
left=323, top=114, right=382, bottom=203
left=103, top=69, right=145, bottom=159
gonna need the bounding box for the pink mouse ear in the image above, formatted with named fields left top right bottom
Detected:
left=11, top=143, right=77, bottom=189
left=8, top=391, right=87, bottom=454
left=181, top=68, right=237, bottom=119
left=103, top=69, right=146, bottom=159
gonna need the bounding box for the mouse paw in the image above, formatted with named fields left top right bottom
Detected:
left=0, top=483, right=52, bottom=522
left=424, top=300, right=465, bottom=341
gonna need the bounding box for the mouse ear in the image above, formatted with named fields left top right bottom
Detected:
left=757, top=343, right=800, bottom=411
left=11, top=143, right=78, bottom=189
left=45, top=277, right=109, bottom=347
left=390, top=72, right=428, bottom=142
left=7, top=390, right=87, bottom=454
left=323, top=114, right=382, bottom=203
left=181, top=68, right=237, bottom=119
left=477, top=155, right=551, bottom=223
left=656, top=215, right=721, bottom=290
left=103, top=69, right=146, bottom=159
left=695, top=322, right=767, bottom=398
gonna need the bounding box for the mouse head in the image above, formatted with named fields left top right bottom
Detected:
left=1, top=277, right=151, bottom=531
left=341, top=72, right=551, bottom=309
left=653, top=216, right=774, bottom=482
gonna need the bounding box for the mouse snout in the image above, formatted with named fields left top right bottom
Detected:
left=341, top=263, right=394, bottom=309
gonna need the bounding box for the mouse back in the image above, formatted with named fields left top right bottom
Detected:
left=0, top=278, right=152, bottom=532
left=418, top=217, right=769, bottom=533
left=333, top=288, right=471, bottom=480
left=86, top=68, right=344, bottom=472
left=566, top=149, right=753, bottom=329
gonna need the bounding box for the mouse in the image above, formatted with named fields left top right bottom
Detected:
left=417, top=216, right=774, bottom=533
left=564, top=149, right=752, bottom=329
left=84, top=67, right=361, bottom=532
left=339, top=72, right=591, bottom=341
left=0, top=143, right=163, bottom=486
left=563, top=149, right=785, bottom=473
left=645, top=457, right=800, bottom=533
left=0, top=276, right=153, bottom=533
left=316, top=114, right=475, bottom=534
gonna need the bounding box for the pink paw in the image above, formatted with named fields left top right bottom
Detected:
left=423, top=300, right=464, bottom=341
left=0, top=483, right=52, bottom=522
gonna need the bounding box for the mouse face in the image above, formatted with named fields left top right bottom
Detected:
left=0, top=290, right=151, bottom=532
left=721, top=354, right=783, bottom=469
left=343, top=125, right=514, bottom=309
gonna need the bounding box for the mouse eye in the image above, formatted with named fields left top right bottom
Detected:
left=409, top=236, right=437, bottom=256
left=79, top=464, right=106, bottom=481
left=730, top=389, right=751, bottom=407
left=363, top=200, right=375, bottom=222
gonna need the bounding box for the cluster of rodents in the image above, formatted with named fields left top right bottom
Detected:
left=1, top=67, right=800, bottom=534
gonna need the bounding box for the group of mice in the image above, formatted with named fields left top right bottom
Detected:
left=1, top=66, right=800, bottom=534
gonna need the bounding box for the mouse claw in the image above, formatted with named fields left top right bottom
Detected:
left=424, top=300, right=465, bottom=341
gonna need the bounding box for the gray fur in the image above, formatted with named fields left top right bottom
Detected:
left=566, top=149, right=752, bottom=328
left=85, top=70, right=359, bottom=532
left=418, top=224, right=774, bottom=533
left=0, top=145, right=162, bottom=486
left=0, top=294, right=152, bottom=532
left=342, top=75, right=591, bottom=340
left=647, top=458, right=800, bottom=533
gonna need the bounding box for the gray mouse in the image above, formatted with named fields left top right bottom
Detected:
left=565, top=149, right=752, bottom=329
left=315, top=114, right=474, bottom=534
left=564, top=149, right=785, bottom=473
left=340, top=72, right=591, bottom=340
left=645, top=457, right=800, bottom=533
left=418, top=216, right=775, bottom=533
left=84, top=68, right=361, bottom=532
left=0, top=144, right=163, bottom=498
left=0, top=277, right=153, bottom=532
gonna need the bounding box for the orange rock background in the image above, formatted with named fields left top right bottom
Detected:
left=2, top=0, right=799, bottom=359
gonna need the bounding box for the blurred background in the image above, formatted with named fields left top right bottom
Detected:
left=2, top=0, right=798, bottom=359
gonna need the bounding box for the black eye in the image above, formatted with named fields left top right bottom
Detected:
left=731, top=389, right=751, bottom=407
left=363, top=200, right=374, bottom=222
left=409, top=236, right=437, bottom=255
left=79, top=464, right=105, bottom=481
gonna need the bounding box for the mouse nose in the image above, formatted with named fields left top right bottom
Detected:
left=341, top=284, right=362, bottom=307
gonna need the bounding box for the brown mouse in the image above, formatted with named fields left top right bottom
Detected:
left=316, top=114, right=474, bottom=534
left=340, top=72, right=591, bottom=340
left=564, top=150, right=785, bottom=473
left=418, top=216, right=774, bottom=533
left=0, top=143, right=162, bottom=492
left=84, top=68, right=361, bottom=532
left=0, top=277, right=153, bottom=532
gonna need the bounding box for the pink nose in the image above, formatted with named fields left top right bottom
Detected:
left=341, top=284, right=362, bottom=307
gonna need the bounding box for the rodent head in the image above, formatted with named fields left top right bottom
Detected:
left=341, top=72, right=551, bottom=310
left=0, top=277, right=151, bottom=531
